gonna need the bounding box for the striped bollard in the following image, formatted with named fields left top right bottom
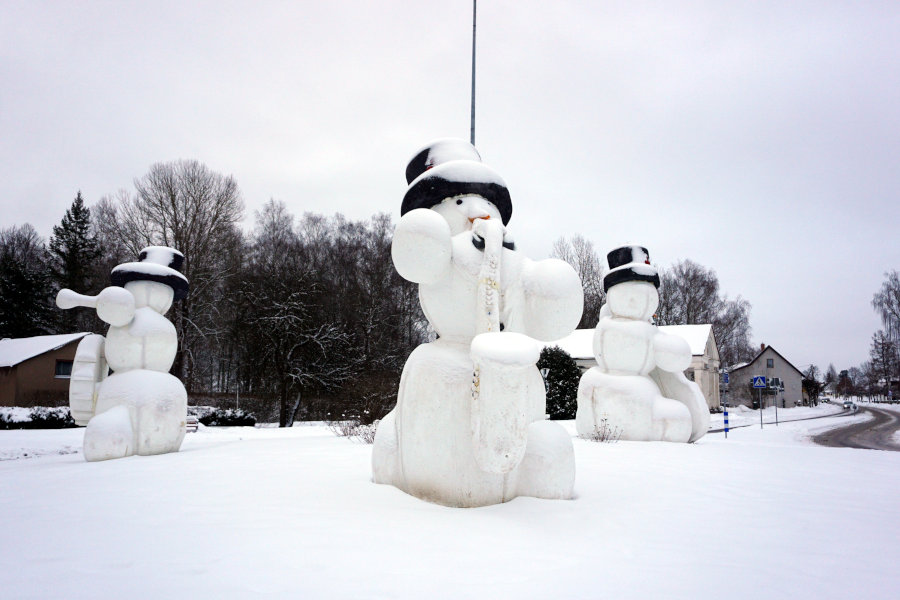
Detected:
left=723, top=406, right=729, bottom=439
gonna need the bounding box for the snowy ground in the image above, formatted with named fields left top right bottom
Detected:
left=2, top=406, right=898, bottom=600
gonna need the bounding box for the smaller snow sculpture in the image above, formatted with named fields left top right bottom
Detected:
left=373, top=139, right=582, bottom=507
left=56, top=247, right=189, bottom=461
left=575, top=245, right=709, bottom=442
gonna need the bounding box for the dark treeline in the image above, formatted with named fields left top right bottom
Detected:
left=1, top=160, right=427, bottom=425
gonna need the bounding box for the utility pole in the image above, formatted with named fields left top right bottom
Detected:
left=470, top=0, right=477, bottom=145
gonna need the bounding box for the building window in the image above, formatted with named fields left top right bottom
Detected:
left=55, top=360, right=73, bottom=379
left=766, top=358, right=774, bottom=368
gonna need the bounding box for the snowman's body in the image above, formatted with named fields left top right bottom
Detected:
left=576, top=280, right=709, bottom=442
left=77, top=280, right=186, bottom=461
left=373, top=208, right=582, bottom=507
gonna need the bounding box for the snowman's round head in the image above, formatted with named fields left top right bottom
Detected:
left=606, top=280, right=659, bottom=321
left=431, top=194, right=502, bottom=236
left=125, top=280, right=175, bottom=314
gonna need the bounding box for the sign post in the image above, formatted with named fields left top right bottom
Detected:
left=722, top=371, right=730, bottom=438
left=753, top=376, right=767, bottom=429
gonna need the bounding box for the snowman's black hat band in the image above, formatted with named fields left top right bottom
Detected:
left=603, top=267, right=660, bottom=293
left=110, top=267, right=189, bottom=300
left=402, top=178, right=512, bottom=225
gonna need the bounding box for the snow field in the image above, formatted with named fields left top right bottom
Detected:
left=1, top=413, right=899, bottom=599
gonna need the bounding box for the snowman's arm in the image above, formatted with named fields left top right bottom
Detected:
left=391, top=209, right=452, bottom=284
left=520, top=258, right=584, bottom=341
left=652, top=330, right=692, bottom=373
left=57, top=286, right=136, bottom=327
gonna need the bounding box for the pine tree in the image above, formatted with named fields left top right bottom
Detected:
left=49, top=192, right=102, bottom=333
left=50, top=192, right=101, bottom=292
left=0, top=230, right=56, bottom=338
left=537, top=346, right=582, bottom=420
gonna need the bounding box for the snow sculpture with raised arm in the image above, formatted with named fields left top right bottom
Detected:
left=56, top=247, right=189, bottom=461
left=373, top=139, right=583, bottom=507
left=575, top=245, right=709, bottom=443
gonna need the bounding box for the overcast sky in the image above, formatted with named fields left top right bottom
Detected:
left=2, top=1, right=898, bottom=373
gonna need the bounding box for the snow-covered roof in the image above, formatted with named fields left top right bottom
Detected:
left=544, top=324, right=714, bottom=360
left=0, top=333, right=90, bottom=368
left=545, top=329, right=594, bottom=359
left=657, top=324, right=712, bottom=356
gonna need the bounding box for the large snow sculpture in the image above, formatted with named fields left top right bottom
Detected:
left=56, top=247, right=189, bottom=461
left=575, top=245, right=709, bottom=442
left=373, top=139, right=583, bottom=507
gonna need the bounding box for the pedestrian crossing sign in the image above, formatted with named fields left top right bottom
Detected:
left=752, top=376, right=766, bottom=388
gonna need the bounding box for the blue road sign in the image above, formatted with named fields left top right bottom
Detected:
left=723, top=372, right=730, bottom=385
left=752, top=376, right=767, bottom=388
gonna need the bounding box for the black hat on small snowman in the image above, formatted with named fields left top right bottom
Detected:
left=109, top=246, right=189, bottom=300
left=401, top=138, right=513, bottom=225
left=603, top=245, right=660, bottom=293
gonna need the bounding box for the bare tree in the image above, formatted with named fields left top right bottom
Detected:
left=656, top=259, right=754, bottom=367
left=872, top=270, right=900, bottom=336
left=551, top=234, right=604, bottom=329
left=869, top=330, right=897, bottom=397
left=109, top=160, right=245, bottom=390
left=872, top=271, right=900, bottom=389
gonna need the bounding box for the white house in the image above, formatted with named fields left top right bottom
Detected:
left=727, top=345, right=804, bottom=409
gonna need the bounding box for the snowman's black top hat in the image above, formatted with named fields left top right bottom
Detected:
left=402, top=160, right=513, bottom=225
left=110, top=246, right=189, bottom=300
left=405, top=138, right=482, bottom=184
left=603, top=245, right=660, bottom=292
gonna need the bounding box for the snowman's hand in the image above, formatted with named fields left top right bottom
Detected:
left=520, top=258, right=584, bottom=341
left=653, top=331, right=691, bottom=372
left=470, top=216, right=505, bottom=240
left=95, top=286, right=136, bottom=327
left=391, top=209, right=452, bottom=284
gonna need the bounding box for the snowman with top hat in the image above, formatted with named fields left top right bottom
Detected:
left=373, top=139, right=583, bottom=507
left=575, top=245, right=709, bottom=442
left=57, top=246, right=189, bottom=461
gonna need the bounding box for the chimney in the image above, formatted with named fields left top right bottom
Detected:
left=760, top=343, right=766, bottom=351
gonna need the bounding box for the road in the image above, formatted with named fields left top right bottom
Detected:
left=812, top=405, right=900, bottom=452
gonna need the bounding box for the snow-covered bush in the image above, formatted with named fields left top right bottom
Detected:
left=0, top=406, right=77, bottom=430
left=537, top=346, right=581, bottom=420
left=187, top=406, right=256, bottom=427
left=327, top=418, right=378, bottom=444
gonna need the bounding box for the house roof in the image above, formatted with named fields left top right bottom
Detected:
left=545, top=324, right=715, bottom=360
left=657, top=324, right=713, bottom=356
left=728, top=345, right=804, bottom=377
left=0, top=333, right=90, bottom=368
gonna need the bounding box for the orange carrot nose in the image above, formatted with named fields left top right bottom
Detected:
left=468, top=215, right=490, bottom=223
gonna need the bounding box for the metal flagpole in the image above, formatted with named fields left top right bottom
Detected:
left=470, top=0, right=477, bottom=145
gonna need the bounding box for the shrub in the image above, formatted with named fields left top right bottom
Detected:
left=187, top=406, right=256, bottom=427
left=582, top=416, right=621, bottom=443
left=327, top=418, right=378, bottom=444
left=537, top=346, right=582, bottom=420
left=0, top=406, right=77, bottom=430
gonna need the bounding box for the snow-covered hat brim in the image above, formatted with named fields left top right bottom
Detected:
left=402, top=160, right=512, bottom=225
left=110, top=262, right=189, bottom=300
left=603, top=263, right=660, bottom=292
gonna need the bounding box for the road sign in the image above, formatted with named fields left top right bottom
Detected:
left=752, top=376, right=766, bottom=389
left=723, top=372, right=729, bottom=385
